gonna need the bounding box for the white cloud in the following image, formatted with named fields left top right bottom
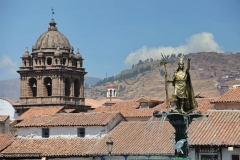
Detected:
left=0, top=55, right=18, bottom=75
left=124, top=32, right=224, bottom=65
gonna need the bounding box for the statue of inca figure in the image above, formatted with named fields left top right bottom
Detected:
left=167, top=55, right=198, bottom=113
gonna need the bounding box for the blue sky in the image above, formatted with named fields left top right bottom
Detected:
left=0, top=0, right=240, bottom=80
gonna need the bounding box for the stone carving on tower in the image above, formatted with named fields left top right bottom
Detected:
left=15, top=19, right=90, bottom=114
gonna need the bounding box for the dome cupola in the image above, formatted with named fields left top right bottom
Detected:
left=69, top=46, right=74, bottom=58
left=75, top=48, right=82, bottom=59
left=22, top=47, right=30, bottom=57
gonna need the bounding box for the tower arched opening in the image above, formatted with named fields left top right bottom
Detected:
left=74, top=79, right=80, bottom=97
left=28, top=78, right=37, bottom=97
left=43, top=77, right=52, bottom=96
left=65, top=78, right=71, bottom=96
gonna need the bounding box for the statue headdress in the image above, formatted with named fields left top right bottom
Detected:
left=178, top=54, right=184, bottom=65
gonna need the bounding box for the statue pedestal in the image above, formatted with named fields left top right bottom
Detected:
left=153, top=111, right=208, bottom=159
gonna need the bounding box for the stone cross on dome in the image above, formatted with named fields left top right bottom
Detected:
left=51, top=7, right=55, bottom=19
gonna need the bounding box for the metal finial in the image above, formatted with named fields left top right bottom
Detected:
left=51, top=7, right=55, bottom=19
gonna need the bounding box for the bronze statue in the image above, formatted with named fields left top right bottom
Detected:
left=161, top=54, right=198, bottom=113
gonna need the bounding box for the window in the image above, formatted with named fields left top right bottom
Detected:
left=140, top=102, right=148, bottom=108
left=232, top=155, right=239, bottom=160
left=47, top=57, right=52, bottom=65
left=77, top=128, right=85, bottom=137
left=200, top=154, right=218, bottom=160
left=42, top=128, right=49, bottom=138
left=63, top=58, right=66, bottom=65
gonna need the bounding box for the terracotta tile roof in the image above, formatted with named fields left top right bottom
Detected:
left=90, top=121, right=175, bottom=156
left=94, top=101, right=139, bottom=115
left=135, top=96, right=164, bottom=102
left=0, top=115, right=9, bottom=122
left=189, top=110, right=240, bottom=146
left=85, top=98, right=104, bottom=109
left=1, top=138, right=98, bottom=158
left=15, top=112, right=122, bottom=128
left=16, top=106, right=64, bottom=121
left=212, top=87, right=240, bottom=103
left=93, top=98, right=214, bottom=118
left=0, top=133, right=15, bottom=152
left=195, top=98, right=215, bottom=114
left=94, top=101, right=159, bottom=118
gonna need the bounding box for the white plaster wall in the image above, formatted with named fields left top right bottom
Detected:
left=0, top=98, right=18, bottom=120
left=18, top=127, right=42, bottom=137
left=222, top=148, right=240, bottom=160
left=18, top=126, right=106, bottom=138
left=188, top=149, right=195, bottom=160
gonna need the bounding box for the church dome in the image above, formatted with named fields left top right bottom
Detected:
left=107, top=83, right=115, bottom=88
left=34, top=19, right=71, bottom=50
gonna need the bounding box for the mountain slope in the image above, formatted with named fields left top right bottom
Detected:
left=85, top=52, right=240, bottom=100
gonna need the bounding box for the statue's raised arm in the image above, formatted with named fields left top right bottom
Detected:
left=186, top=58, right=191, bottom=72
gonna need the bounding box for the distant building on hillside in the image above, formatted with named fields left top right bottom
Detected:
left=106, top=83, right=117, bottom=100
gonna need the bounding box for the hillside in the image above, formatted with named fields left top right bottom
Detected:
left=85, top=52, right=240, bottom=100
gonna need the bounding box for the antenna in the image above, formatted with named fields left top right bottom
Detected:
left=51, top=7, right=55, bottom=19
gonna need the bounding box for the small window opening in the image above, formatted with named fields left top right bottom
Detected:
left=47, top=57, right=52, bottom=65
left=42, top=128, right=49, bottom=138
left=140, top=102, right=148, bottom=109
left=80, top=61, right=82, bottom=67
left=232, top=155, right=239, bottom=160
left=63, top=58, right=66, bottom=65
left=77, top=128, right=85, bottom=137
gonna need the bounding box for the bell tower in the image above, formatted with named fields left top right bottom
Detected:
left=15, top=19, right=90, bottom=114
